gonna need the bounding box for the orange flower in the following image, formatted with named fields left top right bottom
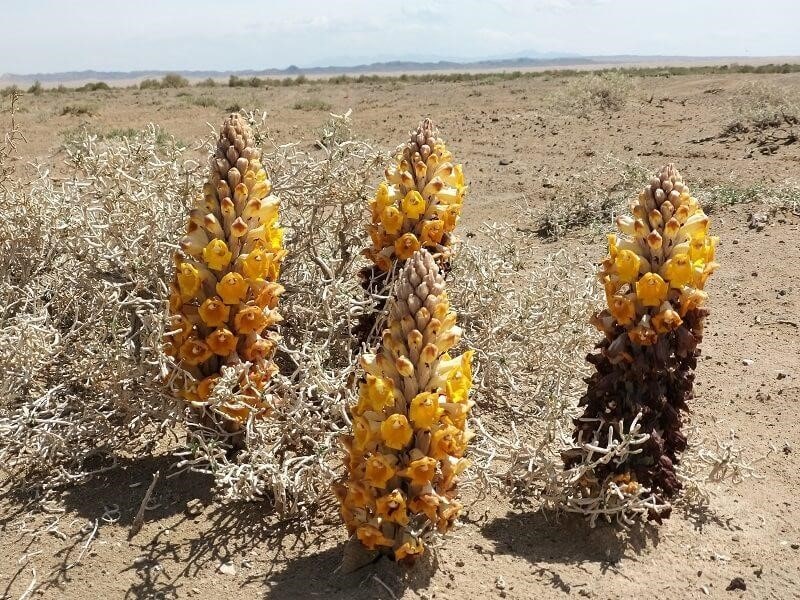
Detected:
left=408, top=494, right=440, bottom=522
left=395, top=538, right=424, bottom=562
left=241, top=248, right=272, bottom=280
left=663, top=253, right=693, bottom=289
left=177, top=262, right=201, bottom=301
left=198, top=297, right=230, bottom=327
left=398, top=457, right=438, bottom=486
left=614, top=249, right=641, bottom=283
left=381, top=206, right=404, bottom=235
left=216, top=272, right=248, bottom=305
left=364, top=454, right=396, bottom=489
left=196, top=375, right=220, bottom=400
left=420, top=220, right=445, bottom=246
left=394, top=233, right=421, bottom=261
left=202, top=239, right=232, bottom=271
left=178, top=337, right=212, bottom=366
left=375, top=489, right=409, bottom=525
left=608, top=295, right=636, bottom=326
left=234, top=306, right=269, bottom=334
left=635, top=273, right=668, bottom=307
left=381, top=414, right=413, bottom=450
left=206, top=328, right=238, bottom=356
left=401, top=190, right=426, bottom=219
left=356, top=524, right=394, bottom=549
left=409, top=392, right=442, bottom=429
left=429, top=425, right=465, bottom=459
left=651, top=308, right=682, bottom=334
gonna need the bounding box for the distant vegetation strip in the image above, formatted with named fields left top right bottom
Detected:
left=4, top=63, right=800, bottom=96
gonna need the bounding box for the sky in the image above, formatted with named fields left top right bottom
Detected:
left=1, top=0, right=798, bottom=74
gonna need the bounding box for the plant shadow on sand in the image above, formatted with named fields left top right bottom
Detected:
left=482, top=508, right=661, bottom=593
left=261, top=539, right=436, bottom=600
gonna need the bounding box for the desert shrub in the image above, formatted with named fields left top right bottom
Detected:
left=191, top=94, right=218, bottom=108
left=161, top=73, right=189, bottom=88
left=195, top=77, right=217, bottom=87
left=293, top=98, right=332, bottom=111
left=534, top=156, right=650, bottom=239
left=555, top=72, right=633, bottom=115
left=60, top=104, right=96, bottom=117
left=27, top=80, right=43, bottom=96
left=77, top=81, right=111, bottom=92
left=727, top=81, right=799, bottom=131
left=0, top=125, right=196, bottom=487
left=139, top=78, right=161, bottom=90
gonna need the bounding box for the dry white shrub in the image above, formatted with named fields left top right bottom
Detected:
left=0, top=123, right=195, bottom=488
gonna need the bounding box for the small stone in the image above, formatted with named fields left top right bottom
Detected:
left=185, top=499, right=205, bottom=517
left=742, top=359, right=754, bottom=366
left=499, top=159, right=512, bottom=166
left=542, top=178, right=555, bottom=188
left=495, top=576, right=506, bottom=590
left=219, top=562, right=237, bottom=576
left=792, top=543, right=799, bottom=550
left=732, top=238, right=740, bottom=244
left=133, top=556, right=148, bottom=567
left=777, top=372, right=787, bottom=380
left=726, top=577, right=746, bottom=591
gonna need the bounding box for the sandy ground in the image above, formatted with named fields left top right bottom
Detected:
left=2, top=72, right=800, bottom=599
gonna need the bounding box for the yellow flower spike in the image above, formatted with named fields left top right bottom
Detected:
left=398, top=456, right=438, bottom=486
left=381, top=414, right=413, bottom=450
left=409, top=392, right=442, bottom=429
left=356, top=524, right=394, bottom=549
left=234, top=306, right=268, bottom=335
left=364, top=454, right=397, bottom=489
left=574, top=164, right=720, bottom=518
left=614, top=249, right=641, bottom=283
left=401, top=190, right=426, bottom=219
left=375, top=489, right=410, bottom=526
left=635, top=273, right=668, bottom=307
left=339, top=249, right=472, bottom=561
left=420, top=220, right=445, bottom=246
left=177, top=262, right=201, bottom=300
left=206, top=328, right=238, bottom=356
left=216, top=272, right=248, bottom=305
left=167, top=114, right=286, bottom=428
left=663, top=253, right=694, bottom=288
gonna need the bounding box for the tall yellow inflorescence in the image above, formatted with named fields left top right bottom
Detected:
left=595, top=163, right=718, bottom=346
left=365, top=118, right=467, bottom=272
left=165, top=114, right=286, bottom=426
left=569, top=164, right=719, bottom=510
left=336, top=248, right=474, bottom=563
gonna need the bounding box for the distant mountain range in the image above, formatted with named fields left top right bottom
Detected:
left=2, top=55, right=796, bottom=86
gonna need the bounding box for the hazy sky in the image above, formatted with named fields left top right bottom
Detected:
left=1, top=0, right=798, bottom=74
